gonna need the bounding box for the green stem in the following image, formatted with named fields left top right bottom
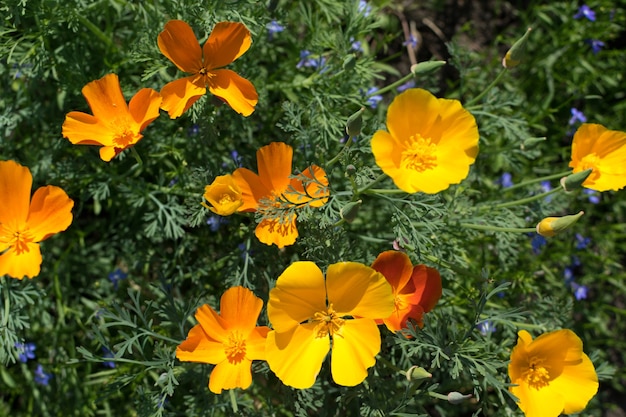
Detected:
left=229, top=389, right=239, bottom=413
left=2, top=277, right=9, bottom=328
left=326, top=137, right=354, bottom=168
left=362, top=188, right=406, bottom=195
left=460, top=223, right=536, bottom=233
left=428, top=392, right=450, bottom=401
left=504, top=170, right=572, bottom=192
left=357, top=174, right=387, bottom=195
left=130, top=147, right=143, bottom=166
left=465, top=68, right=507, bottom=106
left=488, top=187, right=562, bottom=210
left=369, top=72, right=416, bottom=97
left=376, top=355, right=405, bottom=375
left=75, top=14, right=116, bottom=50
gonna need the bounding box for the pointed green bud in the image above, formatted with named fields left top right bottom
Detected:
left=340, top=200, right=362, bottom=223
left=410, top=60, right=446, bottom=77
left=521, top=136, right=546, bottom=150
left=405, top=366, right=432, bottom=381
left=560, top=169, right=593, bottom=192
left=502, top=27, right=532, bottom=69
left=346, top=164, right=357, bottom=176
left=447, top=392, right=473, bottom=405
left=345, top=107, right=365, bottom=137
left=536, top=211, right=584, bottom=237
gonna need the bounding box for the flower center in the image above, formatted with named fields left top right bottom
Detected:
left=224, top=331, right=247, bottom=364
left=312, top=304, right=345, bottom=338
left=522, top=356, right=551, bottom=390
left=110, top=118, right=140, bottom=150
left=578, top=153, right=601, bottom=182
left=402, top=134, right=438, bottom=172
left=219, top=193, right=235, bottom=205
left=0, top=224, right=33, bottom=255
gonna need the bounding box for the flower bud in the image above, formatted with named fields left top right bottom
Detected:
left=340, top=200, right=362, bottom=223
left=447, top=391, right=473, bottom=405
left=346, top=164, right=357, bottom=176
left=202, top=174, right=243, bottom=216
left=345, top=107, right=365, bottom=137
left=520, top=136, right=546, bottom=150
left=536, top=211, right=584, bottom=237
left=560, top=169, right=593, bottom=192
left=410, top=60, right=446, bottom=77
left=405, top=365, right=432, bottom=381
left=502, top=27, right=532, bottom=69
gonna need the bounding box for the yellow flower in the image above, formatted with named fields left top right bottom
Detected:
left=569, top=123, right=626, bottom=191
left=508, top=329, right=598, bottom=417
left=0, top=161, right=74, bottom=279
left=536, top=211, right=584, bottom=237
left=371, top=88, right=479, bottom=193
left=202, top=174, right=243, bottom=216
left=176, top=286, right=270, bottom=394
left=158, top=20, right=258, bottom=118
left=232, top=142, right=329, bottom=248
left=62, top=73, right=162, bottom=162
left=265, top=261, right=394, bottom=388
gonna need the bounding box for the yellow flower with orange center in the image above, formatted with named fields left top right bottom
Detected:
left=371, top=88, right=479, bottom=193
left=0, top=161, right=74, bottom=279
left=569, top=123, right=626, bottom=191
left=508, top=329, right=598, bottom=417
left=157, top=20, right=258, bottom=118
left=176, top=286, right=269, bottom=394
left=62, top=74, right=162, bottom=162
left=265, top=261, right=394, bottom=388
left=202, top=174, right=243, bottom=216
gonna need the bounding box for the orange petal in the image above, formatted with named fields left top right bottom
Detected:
left=0, top=242, right=42, bottom=279
left=286, top=165, right=330, bottom=207
left=62, top=111, right=113, bottom=146
left=176, top=323, right=226, bottom=364
left=158, top=20, right=203, bottom=73
left=256, top=142, right=293, bottom=194
left=245, top=326, right=270, bottom=361
left=99, top=146, right=122, bottom=162
left=160, top=76, right=206, bottom=119
left=218, top=286, right=263, bottom=333
left=371, top=251, right=414, bottom=295
left=26, top=186, right=74, bottom=242
left=194, top=304, right=230, bottom=343
left=0, top=160, right=32, bottom=227
left=383, top=302, right=424, bottom=332
left=254, top=214, right=298, bottom=248
left=331, top=319, right=381, bottom=386
left=128, top=88, right=162, bottom=131
left=207, top=69, right=258, bottom=116
left=208, top=358, right=254, bottom=394
left=231, top=167, right=270, bottom=211
left=203, top=22, right=252, bottom=69
left=410, top=264, right=442, bottom=312
left=81, top=74, right=128, bottom=122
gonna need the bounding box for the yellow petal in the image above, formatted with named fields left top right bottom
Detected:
left=245, top=326, right=270, bottom=361
left=207, top=69, right=258, bottom=116
left=218, top=286, right=263, bottom=333
left=0, top=242, right=42, bottom=279
left=62, top=111, right=113, bottom=146
left=160, top=76, right=206, bottom=119
left=510, top=381, right=564, bottom=417
left=158, top=20, right=203, bottom=74
left=330, top=319, right=381, bottom=386
left=0, top=160, right=32, bottom=227
left=208, top=358, right=253, bottom=394
left=203, top=174, right=243, bottom=216
left=26, top=186, right=74, bottom=242
left=254, top=214, right=298, bottom=248
left=550, top=352, right=598, bottom=414
left=325, top=262, right=394, bottom=319
left=176, top=323, right=226, bottom=364
left=386, top=89, right=440, bottom=144
left=203, top=22, right=252, bottom=69
left=128, top=88, right=162, bottom=131
left=265, top=325, right=329, bottom=389
left=267, top=261, right=327, bottom=332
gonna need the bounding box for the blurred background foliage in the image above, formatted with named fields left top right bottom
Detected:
left=1, top=0, right=626, bottom=416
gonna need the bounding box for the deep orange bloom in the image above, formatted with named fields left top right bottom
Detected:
left=158, top=20, right=258, bottom=118
left=62, top=74, right=162, bottom=162
left=371, top=250, right=442, bottom=332
left=0, top=161, right=74, bottom=279
left=232, top=142, right=329, bottom=248
left=176, top=286, right=269, bottom=394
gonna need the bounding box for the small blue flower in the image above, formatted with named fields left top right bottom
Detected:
left=572, top=283, right=589, bottom=300
left=540, top=180, right=553, bottom=202
left=402, top=34, right=418, bottom=49
left=267, top=20, right=285, bottom=40
left=358, top=0, right=372, bottom=16
left=187, top=124, right=200, bottom=136
left=563, top=266, right=575, bottom=285
left=498, top=172, right=513, bottom=188
left=574, top=5, right=596, bottom=21
left=531, top=234, right=547, bottom=255
left=477, top=320, right=497, bottom=336
left=397, top=80, right=416, bottom=92
left=108, top=268, right=128, bottom=290
left=102, top=347, right=115, bottom=368
left=571, top=255, right=582, bottom=267
left=206, top=215, right=228, bottom=232
left=586, top=39, right=605, bottom=54
left=296, top=50, right=327, bottom=70
left=575, top=233, right=591, bottom=249
left=350, top=37, right=363, bottom=52
left=583, top=188, right=600, bottom=204
left=15, top=342, right=36, bottom=363
left=569, top=108, right=587, bottom=125
left=34, top=364, right=52, bottom=386
left=365, top=87, right=383, bottom=108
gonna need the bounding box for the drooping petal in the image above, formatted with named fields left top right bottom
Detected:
left=218, top=287, right=263, bottom=334
left=326, top=262, right=394, bottom=319
left=194, top=304, right=230, bottom=343
left=175, top=323, right=227, bottom=365
left=80, top=74, right=129, bottom=122
left=409, top=264, right=441, bottom=311
left=157, top=20, right=203, bottom=74
left=207, top=69, right=258, bottom=116
left=0, top=160, right=32, bottom=227
left=231, top=167, right=270, bottom=212
left=159, top=76, right=206, bottom=119
left=254, top=213, right=298, bottom=248
left=286, top=165, right=330, bottom=208
left=0, top=242, right=42, bottom=279
left=203, top=22, right=252, bottom=69
left=128, top=88, right=163, bottom=132
left=265, top=324, right=330, bottom=389
left=99, top=146, right=122, bottom=162
left=26, top=186, right=74, bottom=242
left=208, top=357, right=253, bottom=394
left=255, top=142, right=293, bottom=194
left=62, top=111, right=113, bottom=146
left=371, top=251, right=414, bottom=295
left=331, top=319, right=381, bottom=386
left=267, top=261, right=327, bottom=332
left=245, top=326, right=270, bottom=361
left=550, top=352, right=598, bottom=414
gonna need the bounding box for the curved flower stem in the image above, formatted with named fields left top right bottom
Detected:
left=504, top=170, right=572, bottom=192
left=460, top=223, right=536, bottom=233
left=357, top=174, right=387, bottom=195
left=428, top=392, right=450, bottom=401
left=465, top=68, right=507, bottom=107
left=369, top=72, right=415, bottom=97
left=488, top=187, right=562, bottom=210
left=229, top=390, right=239, bottom=413
left=130, top=147, right=143, bottom=166
left=326, top=136, right=354, bottom=168
left=362, top=188, right=407, bottom=195
left=376, top=355, right=406, bottom=376
left=2, top=277, right=9, bottom=329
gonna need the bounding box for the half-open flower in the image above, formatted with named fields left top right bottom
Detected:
left=176, top=286, right=270, bottom=394
left=202, top=174, right=243, bottom=216
left=158, top=20, right=258, bottom=118
left=508, top=329, right=598, bottom=417
left=0, top=160, right=74, bottom=279
left=371, top=250, right=442, bottom=332
left=266, top=261, right=394, bottom=388
left=371, top=88, right=479, bottom=193
left=569, top=123, right=626, bottom=191
left=62, top=73, right=162, bottom=162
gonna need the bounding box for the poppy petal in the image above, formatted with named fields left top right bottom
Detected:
left=207, top=69, right=258, bottom=116
left=286, top=165, right=329, bottom=208
left=218, top=286, right=263, bottom=333
left=175, top=323, right=226, bottom=364
left=26, top=186, right=74, bottom=242
left=158, top=20, right=203, bottom=74
left=255, top=142, right=292, bottom=194
left=0, top=242, right=42, bottom=279
left=254, top=213, right=298, bottom=248
left=194, top=304, right=230, bottom=342
left=511, top=381, right=564, bottom=417
left=208, top=357, right=253, bottom=394
left=81, top=74, right=129, bottom=122
left=371, top=251, right=414, bottom=295
left=160, top=76, right=206, bottom=119
left=62, top=111, right=113, bottom=146
left=409, top=264, right=441, bottom=311
left=232, top=167, right=270, bottom=211
left=245, top=326, right=270, bottom=361
left=331, top=319, right=381, bottom=386
left=203, top=22, right=252, bottom=69
left=128, top=88, right=162, bottom=131
left=550, top=352, right=599, bottom=414
left=0, top=160, right=32, bottom=227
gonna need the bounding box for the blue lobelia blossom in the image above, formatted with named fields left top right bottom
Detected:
left=15, top=342, right=36, bottom=363
left=296, top=50, right=327, bottom=71
left=568, top=107, right=587, bottom=125
left=586, top=39, right=605, bottom=54
left=108, top=268, right=128, bottom=290
left=102, top=347, right=115, bottom=368
left=350, top=37, right=363, bottom=52
left=206, top=215, right=229, bottom=232
left=477, top=320, right=497, bottom=336
left=266, top=20, right=285, bottom=40
left=563, top=266, right=575, bottom=285
left=498, top=172, right=513, bottom=188
left=358, top=0, right=372, bottom=16
left=403, top=34, right=418, bottom=49
left=531, top=234, right=547, bottom=255
left=571, top=282, right=589, bottom=300
left=574, top=5, right=596, bottom=21
left=397, top=80, right=416, bottom=92
left=34, top=364, right=53, bottom=386
left=583, top=188, right=600, bottom=204
left=187, top=124, right=200, bottom=136
left=365, top=87, right=383, bottom=108
left=540, top=180, right=553, bottom=202
left=575, top=233, right=591, bottom=249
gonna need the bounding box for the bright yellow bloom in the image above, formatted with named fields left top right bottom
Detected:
left=371, top=88, right=479, bottom=193
left=62, top=73, right=162, bottom=162
left=202, top=174, right=243, bottom=216
left=0, top=161, right=74, bottom=279
left=176, top=286, right=269, bottom=394
left=508, top=329, right=598, bottom=417
left=569, top=123, right=626, bottom=191
left=232, top=142, right=329, bottom=248
left=266, top=261, right=394, bottom=388
left=158, top=20, right=258, bottom=118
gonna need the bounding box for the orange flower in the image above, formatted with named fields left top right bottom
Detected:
left=371, top=250, right=442, bottom=332
left=0, top=161, right=74, bottom=279
left=62, top=73, right=162, bottom=162
left=176, top=286, right=270, bottom=394
left=232, top=142, right=329, bottom=248
left=157, top=20, right=258, bottom=118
